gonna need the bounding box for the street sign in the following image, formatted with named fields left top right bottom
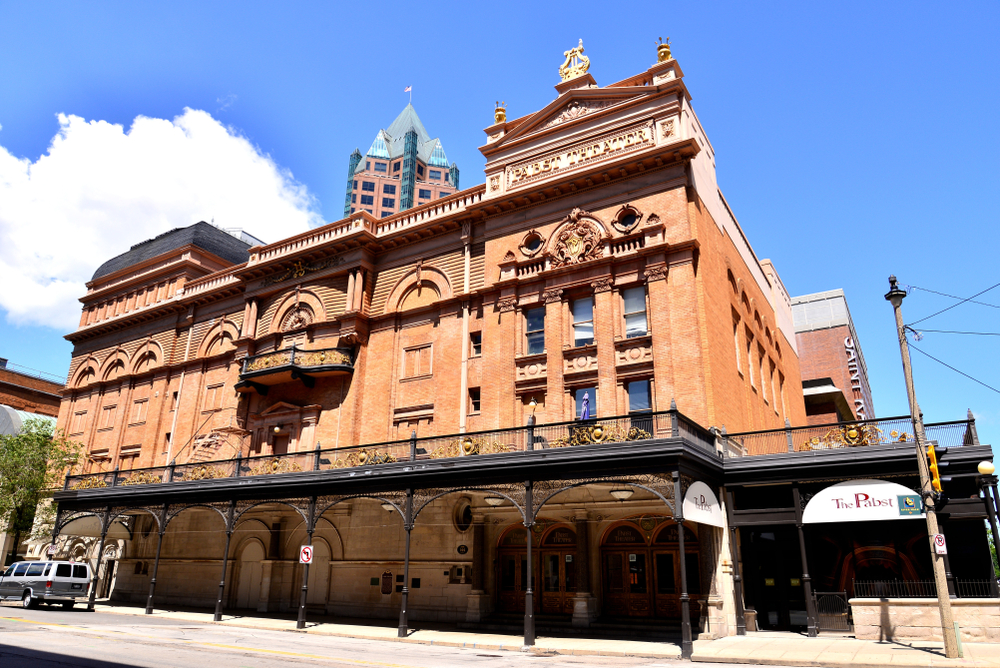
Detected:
left=933, top=534, right=948, bottom=555
left=299, top=545, right=313, bottom=564
left=46, top=545, right=57, bottom=555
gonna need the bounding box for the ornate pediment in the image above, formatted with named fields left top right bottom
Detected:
left=547, top=208, right=607, bottom=268
left=540, top=99, right=619, bottom=131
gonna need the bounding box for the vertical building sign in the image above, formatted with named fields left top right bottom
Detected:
left=844, top=337, right=867, bottom=419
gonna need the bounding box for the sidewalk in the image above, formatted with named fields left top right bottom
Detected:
left=691, top=631, right=1000, bottom=667
left=90, top=603, right=1000, bottom=665
left=91, top=602, right=681, bottom=659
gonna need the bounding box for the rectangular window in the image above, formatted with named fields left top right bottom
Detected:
left=403, top=344, right=432, bottom=378
left=418, top=189, right=431, bottom=199
left=623, top=286, right=647, bottom=338
left=360, top=194, right=374, bottom=205
left=733, top=316, right=742, bottom=373
left=444, top=172, right=449, bottom=182
left=525, top=308, right=545, bottom=355
left=374, top=162, right=387, bottom=173
left=572, top=297, right=594, bottom=346
left=393, top=161, right=401, bottom=172
left=745, top=328, right=755, bottom=387
left=627, top=380, right=652, bottom=413
left=382, top=197, right=395, bottom=208
left=353, top=180, right=358, bottom=189
left=470, top=331, right=482, bottom=357
left=365, top=161, right=370, bottom=170
left=352, top=194, right=357, bottom=203
left=429, top=170, right=441, bottom=179
left=101, top=405, right=116, bottom=429
left=417, top=165, right=424, bottom=176
left=131, top=399, right=148, bottom=424
left=758, top=346, right=768, bottom=401
left=204, top=383, right=224, bottom=411
left=381, top=211, right=392, bottom=218
left=573, top=387, right=597, bottom=419
left=383, top=183, right=396, bottom=194
left=71, top=411, right=87, bottom=434
left=469, top=388, right=481, bottom=414
left=361, top=181, right=375, bottom=192
left=769, top=360, right=779, bottom=412
left=439, top=192, right=448, bottom=198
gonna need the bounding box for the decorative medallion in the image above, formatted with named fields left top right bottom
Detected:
left=497, top=296, right=518, bottom=313
left=644, top=265, right=667, bottom=282
left=263, top=256, right=343, bottom=286
left=660, top=119, right=675, bottom=139
left=559, top=39, right=591, bottom=81
left=489, top=175, right=501, bottom=191
left=543, top=288, right=563, bottom=304
left=550, top=208, right=604, bottom=268
left=282, top=306, right=313, bottom=332
left=591, top=277, right=613, bottom=293
left=541, top=100, right=617, bottom=130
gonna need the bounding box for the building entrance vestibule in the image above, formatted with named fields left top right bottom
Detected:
left=497, top=524, right=577, bottom=615
left=601, top=519, right=700, bottom=618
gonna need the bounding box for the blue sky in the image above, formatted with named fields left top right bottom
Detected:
left=1, top=2, right=998, bottom=459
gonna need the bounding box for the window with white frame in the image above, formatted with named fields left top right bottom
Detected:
left=623, top=286, right=647, bottom=338
left=572, top=297, right=594, bottom=346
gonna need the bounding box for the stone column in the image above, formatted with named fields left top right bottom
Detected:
left=591, top=278, right=617, bottom=414
left=543, top=289, right=564, bottom=419
left=465, top=513, right=489, bottom=622
left=644, top=263, right=674, bottom=424
left=572, top=509, right=597, bottom=627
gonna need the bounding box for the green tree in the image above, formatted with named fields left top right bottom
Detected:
left=989, top=521, right=999, bottom=578
left=0, top=418, right=80, bottom=564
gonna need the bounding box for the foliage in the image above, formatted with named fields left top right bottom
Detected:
left=989, top=520, right=999, bottom=578
left=0, top=418, right=81, bottom=544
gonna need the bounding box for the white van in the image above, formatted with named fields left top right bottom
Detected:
left=0, top=561, right=92, bottom=609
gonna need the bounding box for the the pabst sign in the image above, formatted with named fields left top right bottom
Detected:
left=682, top=481, right=725, bottom=527
left=802, top=479, right=924, bottom=524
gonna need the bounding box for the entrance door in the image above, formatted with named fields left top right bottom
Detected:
left=603, top=550, right=651, bottom=616
left=497, top=550, right=529, bottom=613
left=743, top=527, right=806, bottom=630
left=540, top=551, right=576, bottom=613
left=236, top=541, right=264, bottom=609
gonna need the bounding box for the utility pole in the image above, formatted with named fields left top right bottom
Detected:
left=885, top=276, right=959, bottom=658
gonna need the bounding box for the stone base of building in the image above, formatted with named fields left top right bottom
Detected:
left=465, top=591, right=490, bottom=622
left=850, top=598, right=1000, bottom=643
left=571, top=593, right=597, bottom=627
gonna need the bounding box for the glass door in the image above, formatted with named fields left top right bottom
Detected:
left=540, top=551, right=576, bottom=614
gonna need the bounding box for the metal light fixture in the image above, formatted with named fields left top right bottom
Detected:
left=485, top=496, right=504, bottom=507
left=979, top=461, right=995, bottom=476
left=529, top=398, right=537, bottom=414
left=381, top=502, right=395, bottom=512
left=610, top=486, right=634, bottom=501
left=273, top=424, right=283, bottom=434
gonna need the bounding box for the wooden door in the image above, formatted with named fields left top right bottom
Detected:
left=603, top=550, right=652, bottom=617
left=497, top=550, right=529, bottom=613
left=540, top=550, right=576, bottom=614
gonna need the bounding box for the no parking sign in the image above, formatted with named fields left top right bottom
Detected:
left=299, top=545, right=313, bottom=564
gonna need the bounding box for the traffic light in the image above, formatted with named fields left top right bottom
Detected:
left=926, top=442, right=952, bottom=493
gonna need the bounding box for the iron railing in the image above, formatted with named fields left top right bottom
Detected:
left=63, top=408, right=715, bottom=490
left=854, top=579, right=998, bottom=599
left=240, top=345, right=353, bottom=376
left=722, top=416, right=978, bottom=457
left=63, top=413, right=979, bottom=490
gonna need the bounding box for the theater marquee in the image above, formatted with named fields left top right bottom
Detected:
left=802, top=479, right=924, bottom=524
left=505, top=120, right=657, bottom=190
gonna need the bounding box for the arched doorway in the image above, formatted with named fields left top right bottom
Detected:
left=235, top=540, right=265, bottom=609
left=601, top=517, right=699, bottom=618
left=496, top=523, right=576, bottom=614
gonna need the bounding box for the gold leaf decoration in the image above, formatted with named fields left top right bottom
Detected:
left=430, top=437, right=512, bottom=459
left=72, top=477, right=108, bottom=490
left=329, top=448, right=396, bottom=469
left=186, top=465, right=225, bottom=480
left=247, top=458, right=303, bottom=476
left=120, top=472, right=163, bottom=486
left=246, top=352, right=292, bottom=372
left=550, top=424, right=652, bottom=448
left=799, top=424, right=885, bottom=451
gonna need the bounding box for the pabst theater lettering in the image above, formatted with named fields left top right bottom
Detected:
left=506, top=121, right=656, bottom=189
left=832, top=492, right=893, bottom=511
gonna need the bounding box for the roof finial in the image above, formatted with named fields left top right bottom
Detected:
left=494, top=101, right=507, bottom=124
left=558, top=39, right=590, bottom=81
left=656, top=37, right=672, bottom=63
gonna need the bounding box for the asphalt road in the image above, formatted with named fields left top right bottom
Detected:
left=0, top=605, right=755, bottom=668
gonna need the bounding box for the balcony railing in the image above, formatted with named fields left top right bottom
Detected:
left=62, top=413, right=980, bottom=490
left=721, top=416, right=978, bottom=457
left=63, top=408, right=716, bottom=490
left=238, top=346, right=354, bottom=390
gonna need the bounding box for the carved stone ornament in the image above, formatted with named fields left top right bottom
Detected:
left=542, top=99, right=616, bottom=130
left=489, top=175, right=501, bottom=191
left=264, top=257, right=342, bottom=286
left=591, top=277, right=613, bottom=293
left=282, top=306, right=313, bottom=332
left=661, top=119, right=675, bottom=139
left=644, top=213, right=661, bottom=227
left=644, top=265, right=667, bottom=282
left=550, top=208, right=605, bottom=268
left=497, top=296, right=518, bottom=313
left=543, top=288, right=564, bottom=304
left=612, top=205, right=643, bottom=234
left=558, top=39, right=591, bottom=81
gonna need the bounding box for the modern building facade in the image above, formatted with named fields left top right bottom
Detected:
left=792, top=289, right=874, bottom=424
left=47, top=42, right=996, bottom=649
left=344, top=105, right=459, bottom=219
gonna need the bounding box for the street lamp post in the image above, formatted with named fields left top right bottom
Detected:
left=885, top=275, right=959, bottom=658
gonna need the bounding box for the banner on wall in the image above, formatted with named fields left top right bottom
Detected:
left=683, top=481, right=726, bottom=527
left=802, top=479, right=924, bottom=524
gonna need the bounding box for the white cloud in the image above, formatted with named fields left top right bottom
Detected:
left=0, top=109, right=321, bottom=331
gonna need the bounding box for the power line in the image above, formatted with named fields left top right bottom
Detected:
left=908, top=343, right=1000, bottom=396
left=908, top=281, right=1000, bottom=326
left=913, top=329, right=1000, bottom=337
left=911, top=286, right=1000, bottom=310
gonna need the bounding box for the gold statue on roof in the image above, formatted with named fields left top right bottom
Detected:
left=656, top=37, right=672, bottom=63
left=494, top=101, right=507, bottom=124
left=559, top=39, right=591, bottom=81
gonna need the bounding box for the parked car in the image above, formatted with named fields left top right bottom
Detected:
left=0, top=561, right=91, bottom=609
